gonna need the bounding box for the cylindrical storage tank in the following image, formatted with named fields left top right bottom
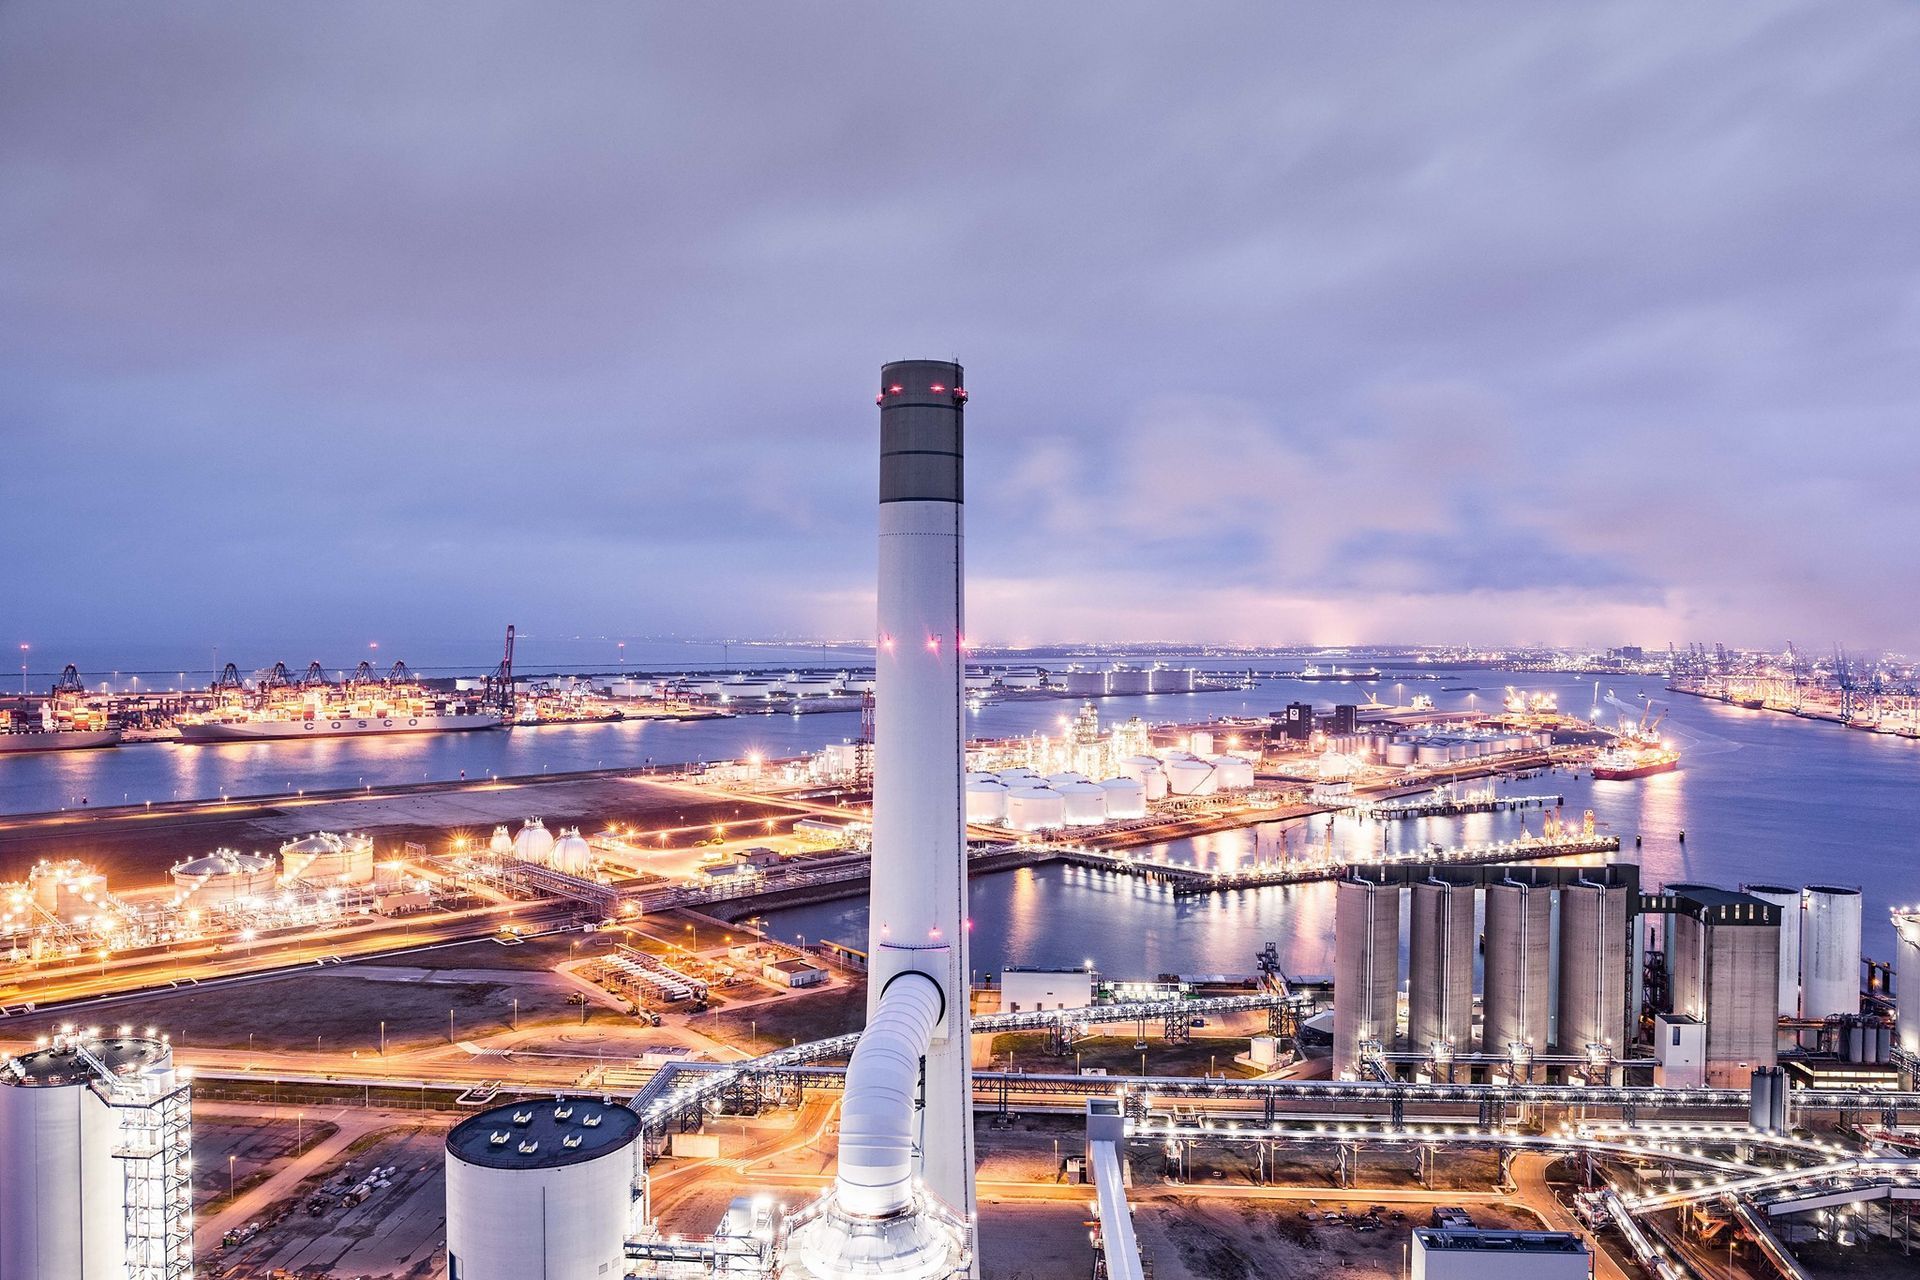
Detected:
left=1189, top=731, right=1215, bottom=756
left=1163, top=757, right=1217, bottom=796
left=1899, top=912, right=1920, bottom=1058
left=513, top=818, right=556, bottom=866
left=1004, top=787, right=1066, bottom=831
left=994, top=768, right=1040, bottom=787
left=1482, top=878, right=1553, bottom=1061
left=1878, top=1022, right=1894, bottom=1064
left=1745, top=884, right=1802, bottom=1020
left=1058, top=780, right=1108, bottom=826
left=1097, top=777, right=1147, bottom=820
left=1847, top=1022, right=1866, bottom=1063
left=1333, top=877, right=1400, bottom=1078
left=0, top=1035, right=174, bottom=1280
left=1045, top=772, right=1090, bottom=789
left=550, top=829, right=593, bottom=876
left=445, top=1097, right=641, bottom=1280
left=1407, top=878, right=1474, bottom=1057
left=279, top=831, right=377, bottom=884
left=1210, top=756, right=1256, bottom=790
left=965, top=781, right=1009, bottom=825
left=1558, top=878, right=1632, bottom=1056
left=1415, top=744, right=1448, bottom=767
left=171, top=848, right=278, bottom=904
left=1385, top=742, right=1416, bottom=767
left=1803, top=885, right=1863, bottom=1020
left=964, top=771, right=998, bottom=786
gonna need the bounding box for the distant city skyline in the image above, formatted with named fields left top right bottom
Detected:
left=4, top=4, right=1917, bottom=650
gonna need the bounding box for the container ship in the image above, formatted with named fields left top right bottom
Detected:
left=1296, top=664, right=1382, bottom=681
left=0, top=703, right=122, bottom=754
left=175, top=661, right=501, bottom=743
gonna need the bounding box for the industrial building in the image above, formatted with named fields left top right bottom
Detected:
left=444, top=1096, right=644, bottom=1280
left=0, top=1031, right=192, bottom=1280
left=1658, top=884, right=1783, bottom=1086
left=1410, top=1228, right=1591, bottom=1280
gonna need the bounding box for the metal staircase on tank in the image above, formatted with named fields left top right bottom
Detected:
left=89, top=1051, right=194, bottom=1280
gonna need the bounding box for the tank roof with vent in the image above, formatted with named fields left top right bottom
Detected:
left=447, top=1096, right=640, bottom=1170
left=2, top=1035, right=168, bottom=1087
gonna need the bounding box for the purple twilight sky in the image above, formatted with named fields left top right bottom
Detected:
left=3, top=3, right=1918, bottom=658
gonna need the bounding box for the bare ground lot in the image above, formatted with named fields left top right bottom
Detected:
left=988, top=1031, right=1260, bottom=1078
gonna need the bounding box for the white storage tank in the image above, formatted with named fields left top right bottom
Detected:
left=1058, top=780, right=1109, bottom=826
left=27, top=860, right=108, bottom=922
left=1098, top=777, right=1147, bottom=820
left=994, top=767, right=1041, bottom=787
left=964, top=772, right=1000, bottom=786
left=0, top=1033, right=179, bottom=1280
left=1210, top=755, right=1256, bottom=790
left=551, top=828, right=594, bottom=876
left=513, top=818, right=556, bottom=865
left=1004, top=787, right=1066, bottom=831
left=1803, top=885, right=1863, bottom=1020
left=1045, top=772, right=1090, bottom=788
left=1385, top=742, right=1416, bottom=767
left=1415, top=744, right=1449, bottom=767
left=279, top=831, right=376, bottom=885
left=1899, top=910, right=1920, bottom=1058
left=1745, top=884, right=1803, bottom=1019
left=446, top=1097, right=641, bottom=1280
left=1162, top=756, right=1217, bottom=796
left=1189, top=731, right=1215, bottom=756
left=965, top=781, right=1009, bottom=825
left=488, top=824, right=514, bottom=856
left=171, top=848, right=277, bottom=905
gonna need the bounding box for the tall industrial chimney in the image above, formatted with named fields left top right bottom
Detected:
left=869, top=359, right=974, bottom=1217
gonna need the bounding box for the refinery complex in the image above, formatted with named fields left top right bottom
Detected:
left=0, top=361, right=1915, bottom=1280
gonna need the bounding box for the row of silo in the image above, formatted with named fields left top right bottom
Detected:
left=1334, top=864, right=1638, bottom=1078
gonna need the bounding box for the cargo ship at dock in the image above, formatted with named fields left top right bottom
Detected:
left=174, top=659, right=502, bottom=744
left=1590, top=744, right=1680, bottom=780
left=0, top=701, right=122, bottom=754
left=1295, top=664, right=1382, bottom=681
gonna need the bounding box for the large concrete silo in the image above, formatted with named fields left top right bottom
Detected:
left=1334, top=875, right=1400, bottom=1077
left=1802, top=885, right=1862, bottom=1020
left=1744, top=884, right=1803, bottom=1020
left=445, top=1096, right=642, bottom=1280
left=1557, top=872, right=1633, bottom=1058
left=1482, top=874, right=1553, bottom=1066
left=1406, top=874, right=1475, bottom=1059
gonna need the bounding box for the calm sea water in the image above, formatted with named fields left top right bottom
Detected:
left=7, top=664, right=1917, bottom=970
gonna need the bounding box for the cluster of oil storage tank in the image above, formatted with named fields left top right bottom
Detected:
left=966, top=751, right=1256, bottom=831
left=1333, top=866, right=1638, bottom=1081
left=497, top=818, right=594, bottom=875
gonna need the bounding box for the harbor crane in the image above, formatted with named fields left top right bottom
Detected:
left=483, top=624, right=516, bottom=716
left=52, top=663, right=85, bottom=696
left=300, top=661, right=328, bottom=687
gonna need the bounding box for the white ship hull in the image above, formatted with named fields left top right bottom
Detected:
left=177, top=712, right=501, bottom=743
left=0, top=729, right=122, bottom=754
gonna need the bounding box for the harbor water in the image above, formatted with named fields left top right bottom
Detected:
left=5, top=665, right=1918, bottom=969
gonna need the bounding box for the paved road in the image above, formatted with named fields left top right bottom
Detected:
left=1508, top=1152, right=1632, bottom=1280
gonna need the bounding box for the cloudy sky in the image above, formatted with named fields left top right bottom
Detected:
left=3, top=3, right=1917, bottom=659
